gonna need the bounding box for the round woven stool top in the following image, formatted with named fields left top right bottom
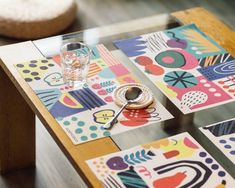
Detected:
left=114, top=83, right=154, bottom=109
left=0, top=0, right=77, bottom=39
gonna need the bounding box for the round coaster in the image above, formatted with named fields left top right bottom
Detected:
left=114, top=83, right=154, bottom=109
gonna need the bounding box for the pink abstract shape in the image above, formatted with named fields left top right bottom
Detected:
left=162, top=56, right=175, bottom=64
left=92, top=83, right=102, bottom=89
left=104, top=96, right=113, bottom=102
left=109, top=64, right=129, bottom=77
left=63, top=95, right=76, bottom=106
left=97, top=44, right=120, bottom=66
left=98, top=89, right=107, bottom=95
left=168, top=76, right=232, bottom=110
left=184, top=137, right=199, bottom=149
left=136, top=166, right=152, bottom=178
left=181, top=91, right=208, bottom=109
left=123, top=76, right=136, bottom=83
left=175, top=49, right=198, bottom=70
left=52, top=54, right=61, bottom=66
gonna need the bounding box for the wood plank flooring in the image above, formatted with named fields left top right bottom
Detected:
left=0, top=1, right=234, bottom=188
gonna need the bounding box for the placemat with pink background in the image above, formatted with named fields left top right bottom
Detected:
left=114, top=24, right=235, bottom=114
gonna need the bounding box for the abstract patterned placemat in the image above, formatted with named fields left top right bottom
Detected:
left=14, top=44, right=173, bottom=144
left=200, top=119, right=235, bottom=165
left=87, top=132, right=234, bottom=187
left=114, top=24, right=235, bottom=114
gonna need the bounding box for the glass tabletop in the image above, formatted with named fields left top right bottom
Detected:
left=33, top=13, right=235, bottom=177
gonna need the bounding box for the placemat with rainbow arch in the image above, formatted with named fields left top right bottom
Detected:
left=87, top=132, right=234, bottom=187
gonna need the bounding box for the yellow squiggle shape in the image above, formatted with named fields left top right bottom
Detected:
left=182, top=29, right=220, bottom=53
left=155, top=81, right=177, bottom=98
left=59, top=93, right=83, bottom=108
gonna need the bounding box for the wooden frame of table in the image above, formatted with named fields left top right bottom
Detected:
left=0, top=7, right=235, bottom=187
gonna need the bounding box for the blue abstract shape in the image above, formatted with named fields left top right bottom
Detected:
left=90, top=46, right=100, bottom=59
left=50, top=88, right=106, bottom=118
left=50, top=100, right=88, bottom=118
left=141, top=149, right=152, bottom=160
left=106, top=87, right=116, bottom=93
left=50, top=95, right=88, bottom=118
left=117, top=166, right=148, bottom=188
left=100, top=80, right=114, bottom=87
left=135, top=151, right=147, bottom=162
left=164, top=71, right=197, bottom=88
left=124, top=149, right=153, bottom=165
left=124, top=155, right=135, bottom=165
left=198, top=60, right=235, bottom=81
left=36, top=89, right=61, bottom=110
left=114, top=36, right=147, bottom=57
left=98, top=68, right=116, bottom=79
left=129, top=153, right=141, bottom=164
left=203, top=119, right=235, bottom=137
left=69, top=88, right=106, bottom=109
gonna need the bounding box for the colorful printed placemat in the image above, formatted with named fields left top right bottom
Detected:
left=87, top=132, right=234, bottom=187
left=14, top=44, right=173, bottom=144
left=114, top=24, right=235, bottom=114
left=200, top=119, right=235, bottom=165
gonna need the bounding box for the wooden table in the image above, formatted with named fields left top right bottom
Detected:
left=0, top=7, right=235, bottom=187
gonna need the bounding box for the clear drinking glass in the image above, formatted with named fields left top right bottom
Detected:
left=60, top=42, right=91, bottom=88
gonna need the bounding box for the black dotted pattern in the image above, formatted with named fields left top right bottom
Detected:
left=16, top=59, right=55, bottom=82
left=23, top=70, right=30, bottom=73
left=40, top=66, right=48, bottom=70
left=16, top=64, right=24, bottom=68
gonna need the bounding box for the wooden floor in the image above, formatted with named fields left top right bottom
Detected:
left=0, top=1, right=234, bottom=188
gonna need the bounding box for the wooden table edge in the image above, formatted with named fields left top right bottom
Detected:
left=171, top=7, right=235, bottom=56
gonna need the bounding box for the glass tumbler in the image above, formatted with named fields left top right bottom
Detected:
left=60, top=42, right=91, bottom=88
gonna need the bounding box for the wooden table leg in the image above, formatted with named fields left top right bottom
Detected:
left=0, top=65, right=35, bottom=174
